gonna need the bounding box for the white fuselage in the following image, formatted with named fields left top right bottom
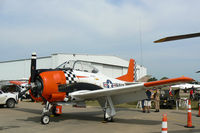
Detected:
left=71, top=70, right=126, bottom=89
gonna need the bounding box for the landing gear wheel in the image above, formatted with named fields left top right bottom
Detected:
left=41, top=114, right=50, bottom=125
left=6, top=99, right=15, bottom=108
left=104, top=116, right=113, bottom=122
left=104, top=113, right=114, bottom=122
left=107, top=116, right=114, bottom=122
left=52, top=106, right=60, bottom=116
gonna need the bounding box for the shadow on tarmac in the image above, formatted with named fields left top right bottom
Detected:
left=13, top=107, right=42, bottom=114
left=13, top=106, right=160, bottom=125
left=14, top=108, right=160, bottom=125
left=0, top=126, right=20, bottom=131
left=116, top=107, right=144, bottom=112
left=17, top=115, right=161, bottom=125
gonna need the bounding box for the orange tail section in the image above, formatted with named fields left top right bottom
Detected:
left=116, top=59, right=136, bottom=82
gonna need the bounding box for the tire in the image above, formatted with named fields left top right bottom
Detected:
left=104, top=116, right=114, bottom=122
left=104, top=113, right=114, bottom=122
left=6, top=99, right=15, bottom=108
left=41, top=114, right=50, bottom=125
left=107, top=116, right=114, bottom=122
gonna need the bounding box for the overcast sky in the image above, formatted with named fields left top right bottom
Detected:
left=0, top=0, right=200, bottom=81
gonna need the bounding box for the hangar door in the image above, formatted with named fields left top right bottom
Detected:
left=103, top=65, right=123, bottom=78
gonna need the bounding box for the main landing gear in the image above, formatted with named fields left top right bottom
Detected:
left=103, top=96, right=116, bottom=122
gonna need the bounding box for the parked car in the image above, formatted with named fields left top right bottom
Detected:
left=1, top=83, right=33, bottom=101
left=0, top=90, right=18, bottom=108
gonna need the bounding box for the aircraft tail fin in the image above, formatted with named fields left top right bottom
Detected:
left=116, top=59, right=136, bottom=82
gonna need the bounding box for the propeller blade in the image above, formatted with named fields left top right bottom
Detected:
left=17, top=84, right=32, bottom=98
left=30, top=52, right=37, bottom=83
left=154, top=32, right=200, bottom=43
left=196, top=71, right=200, bottom=73
left=18, top=87, right=30, bottom=98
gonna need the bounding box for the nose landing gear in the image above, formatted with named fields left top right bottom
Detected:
left=40, top=101, right=52, bottom=125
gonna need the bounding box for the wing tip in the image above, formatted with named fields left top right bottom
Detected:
left=154, top=38, right=167, bottom=43
left=144, top=77, right=194, bottom=87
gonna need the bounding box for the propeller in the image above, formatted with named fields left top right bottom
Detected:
left=16, top=52, right=45, bottom=101
left=154, top=32, right=200, bottom=43
left=16, top=53, right=37, bottom=98
left=31, top=52, right=37, bottom=83
left=29, top=53, right=46, bottom=102
left=30, top=52, right=43, bottom=98
left=196, top=71, right=200, bottom=73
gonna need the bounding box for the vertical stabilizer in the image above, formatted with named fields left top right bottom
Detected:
left=116, top=59, right=136, bottom=82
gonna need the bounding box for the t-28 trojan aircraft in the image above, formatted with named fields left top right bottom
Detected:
left=11, top=53, right=193, bottom=124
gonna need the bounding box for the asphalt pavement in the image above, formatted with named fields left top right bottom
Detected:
left=0, top=101, right=200, bottom=133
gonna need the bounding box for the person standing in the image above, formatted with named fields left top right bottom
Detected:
left=190, top=89, right=193, bottom=100
left=154, top=89, right=160, bottom=112
left=145, top=89, right=152, bottom=113
left=169, top=87, right=173, bottom=96
left=142, top=99, right=145, bottom=113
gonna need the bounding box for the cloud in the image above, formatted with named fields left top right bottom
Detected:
left=0, top=0, right=200, bottom=80
left=0, top=0, right=154, bottom=46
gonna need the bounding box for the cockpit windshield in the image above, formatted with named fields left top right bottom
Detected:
left=56, top=60, right=99, bottom=73
left=56, top=60, right=75, bottom=69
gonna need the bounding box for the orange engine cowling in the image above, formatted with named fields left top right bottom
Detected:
left=29, top=70, right=67, bottom=102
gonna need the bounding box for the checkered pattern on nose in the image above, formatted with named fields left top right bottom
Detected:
left=64, top=70, right=78, bottom=84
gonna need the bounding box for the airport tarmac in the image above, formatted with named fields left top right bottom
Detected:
left=0, top=102, right=200, bottom=133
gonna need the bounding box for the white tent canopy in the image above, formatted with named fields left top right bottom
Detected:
left=171, top=83, right=200, bottom=90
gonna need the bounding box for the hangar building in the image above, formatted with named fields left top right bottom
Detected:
left=0, top=53, right=147, bottom=81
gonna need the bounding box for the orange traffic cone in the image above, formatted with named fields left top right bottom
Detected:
left=185, top=100, right=194, bottom=128
left=197, top=103, right=200, bottom=117
left=161, top=114, right=168, bottom=133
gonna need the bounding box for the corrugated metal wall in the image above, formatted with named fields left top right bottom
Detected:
left=0, top=54, right=146, bottom=80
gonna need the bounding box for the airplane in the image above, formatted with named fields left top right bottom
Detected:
left=154, top=32, right=200, bottom=75
left=10, top=53, right=194, bottom=124
left=154, top=32, right=200, bottom=43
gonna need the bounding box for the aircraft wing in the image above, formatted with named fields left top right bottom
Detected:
left=154, top=32, right=200, bottom=43
left=70, top=77, right=193, bottom=104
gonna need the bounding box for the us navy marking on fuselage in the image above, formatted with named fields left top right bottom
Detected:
left=103, top=79, right=124, bottom=88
